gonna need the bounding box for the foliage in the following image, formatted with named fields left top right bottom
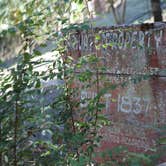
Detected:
left=0, top=1, right=108, bottom=165
left=0, top=0, right=166, bottom=166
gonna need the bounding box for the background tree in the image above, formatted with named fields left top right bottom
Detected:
left=91, top=0, right=126, bottom=24
left=151, top=0, right=163, bottom=21
left=108, top=0, right=126, bottom=24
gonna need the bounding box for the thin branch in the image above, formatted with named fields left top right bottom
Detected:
left=151, top=0, right=163, bottom=21
left=14, top=100, right=18, bottom=166
left=121, top=0, right=126, bottom=23
left=110, top=2, right=121, bottom=24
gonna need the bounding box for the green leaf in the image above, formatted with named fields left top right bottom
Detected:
left=33, top=49, right=42, bottom=56
left=17, top=22, right=26, bottom=32
left=35, top=79, right=41, bottom=88
left=23, top=52, right=31, bottom=62
left=41, top=151, right=51, bottom=157
left=4, top=84, right=11, bottom=89
left=159, top=137, right=166, bottom=144
left=95, top=34, right=101, bottom=40
left=8, top=27, right=17, bottom=35
left=97, top=114, right=110, bottom=125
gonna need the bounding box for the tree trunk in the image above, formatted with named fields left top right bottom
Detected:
left=109, top=0, right=126, bottom=24
left=151, top=0, right=163, bottom=22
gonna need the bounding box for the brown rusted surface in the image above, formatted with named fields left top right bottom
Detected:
left=65, top=22, right=166, bottom=163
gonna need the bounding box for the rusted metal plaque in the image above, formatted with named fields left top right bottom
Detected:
left=65, top=22, right=166, bottom=161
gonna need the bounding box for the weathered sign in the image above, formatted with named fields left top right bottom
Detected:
left=65, top=22, right=166, bottom=163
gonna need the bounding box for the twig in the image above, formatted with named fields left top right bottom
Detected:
left=14, top=100, right=18, bottom=166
